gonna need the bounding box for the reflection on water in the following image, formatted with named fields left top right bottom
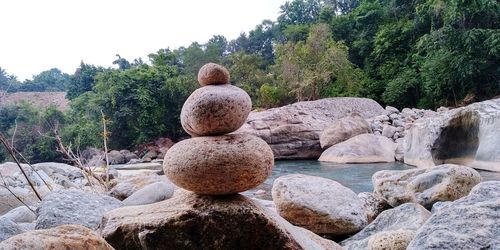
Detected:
left=246, top=160, right=500, bottom=200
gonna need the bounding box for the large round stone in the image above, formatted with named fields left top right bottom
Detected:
left=163, top=134, right=274, bottom=195
left=181, top=85, right=252, bottom=136
left=197, top=63, right=230, bottom=86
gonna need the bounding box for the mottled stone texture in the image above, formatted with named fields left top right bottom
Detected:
left=181, top=84, right=251, bottom=136
left=197, top=63, right=230, bottom=86
left=163, top=134, right=274, bottom=195
left=320, top=113, right=372, bottom=149
left=319, top=134, right=396, bottom=163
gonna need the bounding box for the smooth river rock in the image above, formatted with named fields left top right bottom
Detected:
left=35, top=189, right=122, bottom=230
left=122, top=181, right=175, bottom=206
left=163, top=134, right=274, bottom=195
left=0, top=224, right=114, bottom=250
left=197, top=63, right=230, bottom=86
left=319, top=113, right=372, bottom=149
left=181, top=84, right=251, bottom=136
left=272, top=174, right=367, bottom=235
left=0, top=187, right=39, bottom=216
left=404, top=98, right=500, bottom=172
left=0, top=206, right=36, bottom=223
left=236, top=97, right=386, bottom=159
left=109, top=174, right=168, bottom=200
left=372, top=164, right=481, bottom=209
left=100, top=190, right=342, bottom=250
left=407, top=181, right=500, bottom=249
left=341, top=203, right=431, bottom=250
left=319, top=134, right=396, bottom=163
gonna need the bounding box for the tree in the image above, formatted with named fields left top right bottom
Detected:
left=66, top=62, right=105, bottom=99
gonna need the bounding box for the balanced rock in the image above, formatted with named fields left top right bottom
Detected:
left=272, top=174, right=367, bottom=235
left=341, top=203, right=431, bottom=250
left=319, top=113, right=372, bottom=149
left=181, top=84, right=251, bottom=136
left=164, top=134, right=274, bottom=195
left=407, top=181, right=500, bottom=249
left=100, top=190, right=342, bottom=250
left=197, top=63, right=230, bottom=86
left=373, top=164, right=481, bottom=209
left=0, top=224, right=114, bottom=250
left=319, top=134, right=396, bottom=163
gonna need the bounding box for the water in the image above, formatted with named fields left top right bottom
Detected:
left=246, top=160, right=500, bottom=199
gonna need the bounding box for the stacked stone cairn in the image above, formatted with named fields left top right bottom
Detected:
left=163, top=63, right=274, bottom=195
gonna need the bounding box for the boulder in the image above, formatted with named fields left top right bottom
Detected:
left=404, top=98, right=500, bottom=172
left=341, top=203, right=431, bottom=250
left=108, top=150, right=126, bottom=164
left=0, top=217, right=23, bottom=242
left=0, top=224, right=114, bottom=249
left=372, top=164, right=481, bottom=209
left=357, top=192, right=390, bottom=223
left=35, top=189, right=122, bottom=230
left=272, top=174, right=367, bottom=235
left=385, top=106, right=399, bottom=114
left=394, top=138, right=405, bottom=161
left=181, top=84, right=251, bottom=136
left=197, top=63, right=230, bottom=86
left=123, top=181, right=175, bottom=206
left=0, top=206, right=36, bottom=223
left=108, top=174, right=167, bottom=200
left=0, top=187, right=39, bottom=216
left=407, top=181, right=500, bottom=249
left=319, top=113, right=372, bottom=149
left=236, top=97, right=386, bottom=159
left=319, top=134, right=396, bottom=163
left=32, top=163, right=84, bottom=181
left=164, top=134, right=274, bottom=195
left=100, top=190, right=342, bottom=250
left=367, top=229, right=415, bottom=250
left=381, top=125, right=397, bottom=139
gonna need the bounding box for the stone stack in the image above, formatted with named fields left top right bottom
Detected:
left=163, top=63, right=274, bottom=195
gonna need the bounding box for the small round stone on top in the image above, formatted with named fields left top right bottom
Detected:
left=197, top=63, right=230, bottom=86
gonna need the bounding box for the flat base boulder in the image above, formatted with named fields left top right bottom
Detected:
left=0, top=224, right=113, bottom=250
left=408, top=181, right=500, bottom=249
left=272, top=174, right=367, bottom=235
left=100, top=190, right=342, bottom=250
left=319, top=134, right=396, bottom=163
left=373, top=164, right=481, bottom=209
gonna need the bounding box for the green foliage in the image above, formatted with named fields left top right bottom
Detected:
left=66, top=62, right=105, bottom=100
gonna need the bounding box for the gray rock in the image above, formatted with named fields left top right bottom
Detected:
left=392, top=119, right=404, bottom=127
left=407, top=181, right=500, bottom=249
left=32, top=163, right=84, bottom=180
left=320, top=113, right=372, bottom=149
left=35, top=189, right=122, bottom=230
left=0, top=206, right=36, bottom=223
left=430, top=201, right=452, bottom=213
left=385, top=106, right=399, bottom=114
left=101, top=190, right=342, bottom=250
left=236, top=97, right=386, bottom=159
left=0, top=217, right=23, bottom=242
left=272, top=174, right=367, bottom=235
left=357, top=192, right=390, bottom=223
left=319, top=134, right=396, bottom=163
left=381, top=125, right=397, bottom=138
left=374, top=115, right=390, bottom=122
left=107, top=150, right=126, bottom=164
left=0, top=187, right=39, bottom=216
left=123, top=181, right=175, bottom=206
left=108, top=174, right=167, bottom=200
left=181, top=84, right=252, bottom=136
left=394, top=138, right=405, bottom=162
left=405, top=98, right=500, bottom=172
left=373, top=164, right=481, bottom=209
left=164, top=134, right=274, bottom=195
left=341, top=203, right=431, bottom=250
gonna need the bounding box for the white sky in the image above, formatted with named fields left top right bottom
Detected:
left=0, top=0, right=287, bottom=80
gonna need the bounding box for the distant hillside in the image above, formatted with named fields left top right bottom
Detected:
left=0, top=92, right=70, bottom=111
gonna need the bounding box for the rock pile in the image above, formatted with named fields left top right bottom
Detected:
left=164, top=63, right=274, bottom=195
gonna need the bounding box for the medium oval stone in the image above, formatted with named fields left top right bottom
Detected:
left=197, top=63, right=230, bottom=86
left=163, top=134, right=274, bottom=195
left=181, top=85, right=252, bottom=136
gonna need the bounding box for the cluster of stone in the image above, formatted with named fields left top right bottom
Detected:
left=163, top=63, right=274, bottom=195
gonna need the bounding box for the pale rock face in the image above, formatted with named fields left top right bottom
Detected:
left=404, top=98, right=500, bottom=172
left=0, top=206, right=36, bottom=223
left=407, top=181, right=500, bottom=249
left=100, top=190, right=343, bottom=250
left=108, top=174, right=169, bottom=200
left=381, top=125, right=397, bottom=138
left=368, top=229, right=416, bottom=250
left=0, top=225, right=114, bottom=250
left=0, top=187, right=39, bottom=216
left=122, top=181, right=175, bottom=206
left=341, top=203, right=431, bottom=250
left=163, top=134, right=274, bottom=195
left=197, top=63, right=230, bottom=86
left=357, top=192, right=390, bottom=223
left=181, top=84, right=252, bottom=136
left=319, top=113, right=372, bottom=149
left=372, top=164, right=481, bottom=209
left=0, top=217, right=23, bottom=242
left=272, top=174, right=368, bottom=235
left=236, top=97, right=386, bottom=159
left=394, top=138, right=405, bottom=161
left=319, top=134, right=396, bottom=163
